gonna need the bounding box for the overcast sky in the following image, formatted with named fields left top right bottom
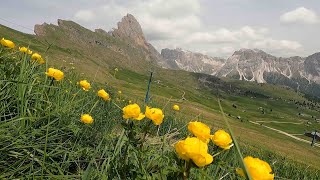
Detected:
left=1, top=0, right=320, bottom=58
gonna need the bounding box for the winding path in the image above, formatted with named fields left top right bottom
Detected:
left=249, top=121, right=320, bottom=148
left=255, top=120, right=304, bottom=125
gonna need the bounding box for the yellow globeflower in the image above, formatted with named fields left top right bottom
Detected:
left=188, top=121, right=211, bottom=143
left=45, top=68, right=64, bottom=81
left=81, top=114, right=94, bottom=124
left=31, top=53, right=45, bottom=64
left=236, top=168, right=245, bottom=177
left=19, top=47, right=33, bottom=54
left=122, top=103, right=145, bottom=120
left=1, top=38, right=15, bottom=48
left=175, top=137, right=213, bottom=167
left=27, top=49, right=33, bottom=54
left=31, top=53, right=42, bottom=61
left=38, top=58, right=45, bottom=64
left=237, top=156, right=274, bottom=180
left=211, top=130, right=233, bottom=149
left=145, top=106, right=164, bottom=125
left=97, top=89, right=110, bottom=101
left=79, top=80, right=91, bottom=91
left=19, top=47, right=28, bottom=53
left=172, top=104, right=180, bottom=111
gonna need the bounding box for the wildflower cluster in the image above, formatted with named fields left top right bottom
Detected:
left=1, top=37, right=45, bottom=64
left=175, top=120, right=274, bottom=179
left=122, top=103, right=164, bottom=125
left=175, top=121, right=232, bottom=168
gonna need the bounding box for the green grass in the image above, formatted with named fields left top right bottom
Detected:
left=1, top=25, right=320, bottom=179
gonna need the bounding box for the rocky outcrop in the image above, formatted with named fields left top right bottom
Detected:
left=109, top=14, right=148, bottom=49
left=108, top=14, right=177, bottom=68
left=304, top=52, right=320, bottom=83
left=216, top=49, right=305, bottom=83
left=161, top=48, right=225, bottom=75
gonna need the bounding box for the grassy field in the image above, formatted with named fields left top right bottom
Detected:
left=1, top=24, right=320, bottom=179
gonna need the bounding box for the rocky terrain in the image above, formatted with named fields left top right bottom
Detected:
left=161, top=48, right=225, bottom=75
left=216, top=49, right=306, bottom=83
left=160, top=47, right=320, bottom=97
left=34, top=14, right=178, bottom=73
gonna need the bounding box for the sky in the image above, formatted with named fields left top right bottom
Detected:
left=1, top=0, right=320, bottom=58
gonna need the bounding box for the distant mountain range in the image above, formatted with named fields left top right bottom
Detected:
left=160, top=48, right=320, bottom=84
left=12, top=13, right=320, bottom=98
left=160, top=48, right=320, bottom=98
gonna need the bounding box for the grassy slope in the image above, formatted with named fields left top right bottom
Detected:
left=1, top=24, right=320, bottom=171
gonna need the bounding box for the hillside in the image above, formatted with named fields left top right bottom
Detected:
left=1, top=14, right=320, bottom=174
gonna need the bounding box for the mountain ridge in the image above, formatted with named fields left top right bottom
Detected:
left=160, top=47, right=320, bottom=96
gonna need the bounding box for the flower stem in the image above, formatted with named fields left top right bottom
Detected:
left=218, top=98, right=252, bottom=180
left=89, top=100, right=100, bottom=114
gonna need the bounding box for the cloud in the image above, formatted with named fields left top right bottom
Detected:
left=74, top=10, right=95, bottom=22
left=280, top=7, right=319, bottom=24
left=72, top=0, right=202, bottom=40
left=71, top=0, right=303, bottom=58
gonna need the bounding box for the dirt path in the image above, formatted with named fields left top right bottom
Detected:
left=249, top=121, right=320, bottom=148
left=255, top=121, right=303, bottom=125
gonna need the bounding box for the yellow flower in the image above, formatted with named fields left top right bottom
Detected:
left=19, top=47, right=27, bottom=53
left=81, top=114, right=94, bottom=124
left=19, top=47, right=33, bottom=54
left=172, top=104, right=180, bottom=111
left=145, top=106, right=164, bottom=125
left=188, top=121, right=211, bottom=143
left=174, top=141, right=190, bottom=160
left=237, top=156, right=274, bottom=180
left=236, top=168, right=245, bottom=177
left=129, top=100, right=132, bottom=104
left=211, top=130, right=233, bottom=149
left=38, top=58, right=45, bottom=64
left=174, top=137, right=213, bottom=167
left=122, top=103, right=145, bottom=120
left=79, top=80, right=91, bottom=91
left=118, top=90, right=122, bottom=94
left=45, top=68, right=64, bottom=81
left=115, top=68, right=119, bottom=71
left=1, top=38, right=15, bottom=48
left=31, top=53, right=42, bottom=61
left=97, top=89, right=110, bottom=101
left=31, top=53, right=45, bottom=64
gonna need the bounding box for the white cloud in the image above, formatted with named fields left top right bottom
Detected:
left=71, top=0, right=304, bottom=58
left=72, top=0, right=202, bottom=40
left=280, top=7, right=319, bottom=24
left=74, top=10, right=95, bottom=22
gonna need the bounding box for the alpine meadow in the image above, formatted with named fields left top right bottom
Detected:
left=1, top=1, right=320, bottom=179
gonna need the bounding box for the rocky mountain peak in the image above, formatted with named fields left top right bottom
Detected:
left=233, top=48, right=270, bottom=58
left=304, top=52, right=320, bottom=83
left=110, top=14, right=148, bottom=49
left=161, top=48, right=225, bottom=75
left=217, top=48, right=306, bottom=83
